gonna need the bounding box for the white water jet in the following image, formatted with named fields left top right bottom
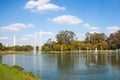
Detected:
left=94, top=48, right=98, bottom=63
left=13, top=36, right=16, bottom=46
left=94, top=48, right=98, bottom=54
left=39, top=31, right=42, bottom=54
left=33, top=33, right=37, bottom=54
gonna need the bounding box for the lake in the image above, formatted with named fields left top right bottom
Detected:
left=0, top=53, right=120, bottom=80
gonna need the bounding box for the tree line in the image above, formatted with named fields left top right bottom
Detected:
left=0, top=30, right=120, bottom=51
left=0, top=44, right=33, bottom=51
left=42, top=30, right=120, bottom=51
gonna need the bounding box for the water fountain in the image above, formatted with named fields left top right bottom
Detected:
left=94, top=48, right=98, bottom=54
left=94, top=48, right=98, bottom=62
left=13, top=36, right=16, bottom=46
left=33, top=33, right=37, bottom=54
left=33, top=31, right=42, bottom=54
left=38, top=31, right=42, bottom=54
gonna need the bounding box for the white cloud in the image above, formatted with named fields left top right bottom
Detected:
left=106, top=26, right=120, bottom=33
left=82, top=23, right=100, bottom=31
left=0, top=37, right=8, bottom=40
left=90, top=26, right=99, bottom=30
left=19, top=38, right=29, bottom=42
left=38, top=31, right=54, bottom=35
left=24, top=0, right=65, bottom=13
left=90, top=31, right=100, bottom=34
left=52, top=15, right=83, bottom=25
left=23, top=34, right=34, bottom=38
left=0, top=23, right=34, bottom=31
left=83, top=23, right=90, bottom=28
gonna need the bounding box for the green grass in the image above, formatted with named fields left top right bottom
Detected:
left=0, top=64, right=41, bottom=80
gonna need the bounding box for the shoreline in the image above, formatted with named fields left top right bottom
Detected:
left=0, top=50, right=119, bottom=55
left=0, top=64, right=41, bottom=80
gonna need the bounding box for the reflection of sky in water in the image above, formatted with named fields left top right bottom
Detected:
left=0, top=54, right=120, bottom=80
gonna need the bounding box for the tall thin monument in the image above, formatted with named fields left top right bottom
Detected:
left=13, top=36, right=16, bottom=46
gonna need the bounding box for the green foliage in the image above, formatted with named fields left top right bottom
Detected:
left=1, top=29, right=120, bottom=52
left=68, top=45, right=75, bottom=51
left=0, top=43, right=3, bottom=50
left=54, top=44, right=61, bottom=51
left=12, top=65, right=24, bottom=71
left=56, top=30, right=75, bottom=44
left=61, top=44, right=68, bottom=51
left=43, top=46, right=51, bottom=52
left=42, top=29, right=120, bottom=51
left=85, top=32, right=106, bottom=44
left=0, top=64, right=40, bottom=80
left=11, top=45, right=33, bottom=51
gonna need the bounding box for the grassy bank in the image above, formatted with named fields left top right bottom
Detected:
left=0, top=51, right=33, bottom=55
left=0, top=64, right=41, bottom=80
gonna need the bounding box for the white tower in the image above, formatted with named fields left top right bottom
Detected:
left=13, top=36, right=16, bottom=46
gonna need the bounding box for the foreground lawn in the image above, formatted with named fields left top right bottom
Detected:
left=0, top=64, right=41, bottom=80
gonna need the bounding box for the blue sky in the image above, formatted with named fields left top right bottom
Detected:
left=0, top=0, right=120, bottom=46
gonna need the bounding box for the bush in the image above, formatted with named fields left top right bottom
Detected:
left=12, top=65, right=24, bottom=71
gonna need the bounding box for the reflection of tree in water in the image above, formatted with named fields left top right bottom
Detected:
left=57, top=54, right=75, bottom=71
left=86, top=54, right=120, bottom=71
left=110, top=54, right=120, bottom=70
left=86, top=54, right=109, bottom=65
left=57, top=54, right=78, bottom=79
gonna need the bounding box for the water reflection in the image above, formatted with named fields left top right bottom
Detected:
left=0, top=53, right=120, bottom=80
left=13, top=54, right=16, bottom=66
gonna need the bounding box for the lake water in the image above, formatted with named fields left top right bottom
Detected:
left=0, top=53, right=120, bottom=80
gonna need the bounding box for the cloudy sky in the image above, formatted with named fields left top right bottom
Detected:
left=0, top=0, right=120, bottom=46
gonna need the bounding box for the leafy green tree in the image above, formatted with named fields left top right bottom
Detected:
left=85, top=32, right=106, bottom=44
left=54, top=44, right=61, bottom=51
left=68, top=45, right=75, bottom=51
left=61, top=44, right=68, bottom=51
left=0, top=43, right=3, bottom=50
left=56, top=30, right=75, bottom=44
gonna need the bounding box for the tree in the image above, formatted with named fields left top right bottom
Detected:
left=54, top=44, right=61, bottom=51
left=56, top=30, right=75, bottom=44
left=0, top=43, right=3, bottom=50
left=43, top=39, right=56, bottom=51
left=107, top=29, right=120, bottom=49
left=85, top=32, right=91, bottom=43
left=85, top=32, right=106, bottom=44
